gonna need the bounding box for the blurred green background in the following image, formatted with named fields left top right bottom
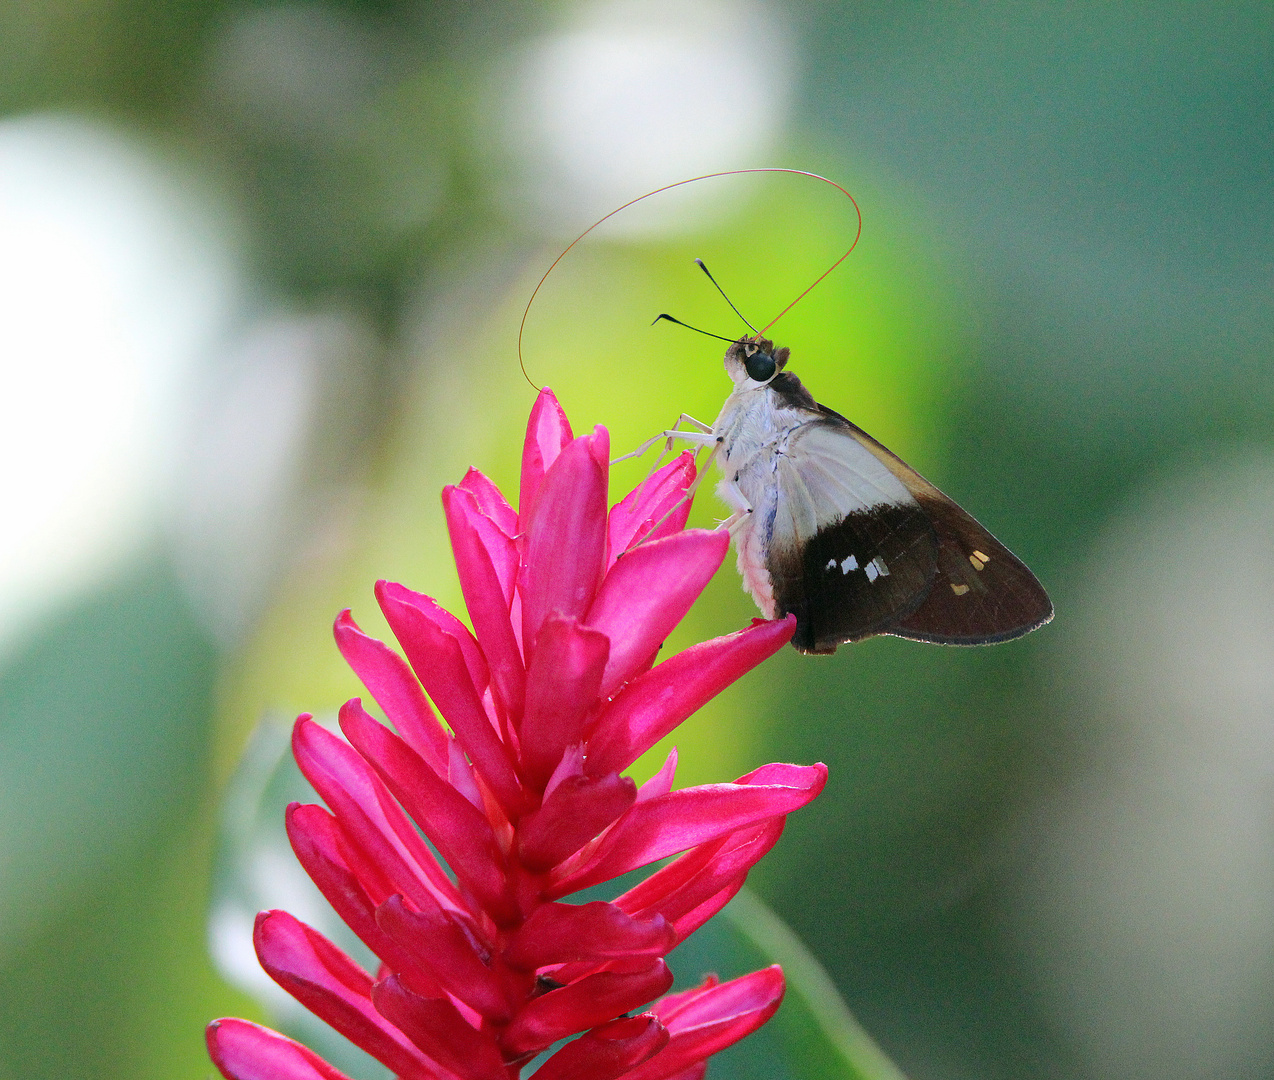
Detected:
left=1, top=2, right=1272, bottom=1078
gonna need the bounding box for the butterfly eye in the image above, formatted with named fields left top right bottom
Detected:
left=744, top=351, right=777, bottom=382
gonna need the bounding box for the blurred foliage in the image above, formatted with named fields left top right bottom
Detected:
left=0, top=560, right=249, bottom=1078
left=1, top=1, right=1271, bottom=1079
left=0, top=560, right=216, bottom=950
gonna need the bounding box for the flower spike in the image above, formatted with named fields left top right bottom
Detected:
left=209, top=389, right=825, bottom=1080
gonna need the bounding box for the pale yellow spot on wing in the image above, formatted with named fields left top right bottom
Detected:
left=951, top=583, right=971, bottom=596
left=969, top=551, right=988, bottom=571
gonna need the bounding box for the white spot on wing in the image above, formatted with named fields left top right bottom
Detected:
left=872, top=556, right=889, bottom=577
left=840, top=553, right=858, bottom=575
left=825, top=557, right=837, bottom=571
left=865, top=560, right=879, bottom=583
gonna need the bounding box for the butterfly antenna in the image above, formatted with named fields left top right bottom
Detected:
left=518, top=168, right=861, bottom=387
left=652, top=313, right=737, bottom=344
left=694, top=258, right=758, bottom=334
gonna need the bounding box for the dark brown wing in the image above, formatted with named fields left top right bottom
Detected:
left=770, top=501, right=939, bottom=654
left=826, top=412, right=1053, bottom=645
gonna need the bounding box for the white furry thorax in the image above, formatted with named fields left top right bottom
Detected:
left=709, top=380, right=806, bottom=620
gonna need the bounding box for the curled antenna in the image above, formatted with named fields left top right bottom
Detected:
left=651, top=313, right=738, bottom=344
left=693, top=259, right=757, bottom=334
left=518, top=168, right=863, bottom=389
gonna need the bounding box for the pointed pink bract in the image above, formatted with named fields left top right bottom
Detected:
left=208, top=1019, right=356, bottom=1080
left=520, top=429, right=609, bottom=654
left=606, top=452, right=697, bottom=565
left=585, top=529, right=729, bottom=698
left=519, top=387, right=574, bottom=526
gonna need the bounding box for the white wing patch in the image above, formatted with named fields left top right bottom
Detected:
left=712, top=388, right=921, bottom=620
left=864, top=556, right=891, bottom=581
left=768, top=422, right=916, bottom=554
left=784, top=422, right=913, bottom=513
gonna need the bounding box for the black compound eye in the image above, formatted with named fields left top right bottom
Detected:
left=744, top=351, right=776, bottom=382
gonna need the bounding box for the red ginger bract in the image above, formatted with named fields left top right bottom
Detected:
left=208, top=389, right=826, bottom=1080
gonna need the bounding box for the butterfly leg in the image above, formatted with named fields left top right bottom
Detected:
left=715, top=474, right=753, bottom=533
left=619, top=436, right=726, bottom=546
left=612, top=415, right=715, bottom=464
left=668, top=413, right=713, bottom=433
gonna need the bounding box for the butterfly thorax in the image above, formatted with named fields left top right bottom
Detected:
left=710, top=374, right=823, bottom=620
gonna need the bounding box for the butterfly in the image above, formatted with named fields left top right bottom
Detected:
left=660, top=332, right=1053, bottom=654
left=514, top=169, right=1052, bottom=653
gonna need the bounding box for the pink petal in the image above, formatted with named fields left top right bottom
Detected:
left=586, top=617, right=796, bottom=777
left=636, top=750, right=677, bottom=803
left=606, top=452, right=696, bottom=567
left=500, top=959, right=673, bottom=1056
left=519, top=430, right=609, bottom=655
left=447, top=738, right=484, bottom=810
left=659, top=1066, right=707, bottom=1080
left=443, top=485, right=525, bottom=719
left=252, top=911, right=437, bottom=1080
left=519, top=387, right=574, bottom=525
left=610, top=831, right=727, bottom=919
left=285, top=802, right=443, bottom=996
left=333, top=610, right=449, bottom=775
left=520, top=616, right=609, bottom=788
left=517, top=772, right=637, bottom=872
left=370, top=974, right=507, bottom=1080
left=620, top=968, right=786, bottom=1080
left=458, top=467, right=518, bottom=540
left=374, top=895, right=508, bottom=1021
left=291, top=717, right=461, bottom=913
left=543, top=743, right=585, bottom=800
left=338, top=700, right=513, bottom=920
left=376, top=583, right=524, bottom=813
left=207, top=1018, right=355, bottom=1080
left=377, top=580, right=491, bottom=699
left=531, top=1015, right=669, bottom=1080
left=504, top=901, right=673, bottom=970
left=656, top=966, right=783, bottom=1028
left=545, top=951, right=667, bottom=993
left=548, top=764, right=827, bottom=897
left=651, top=975, right=716, bottom=1017
left=733, top=761, right=826, bottom=787
left=584, top=530, right=729, bottom=699
left=663, top=877, right=747, bottom=942
left=614, top=820, right=783, bottom=930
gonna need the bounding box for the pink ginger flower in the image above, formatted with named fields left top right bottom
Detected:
left=207, top=389, right=827, bottom=1080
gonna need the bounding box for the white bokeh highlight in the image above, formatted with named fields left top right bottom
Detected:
left=0, top=115, right=238, bottom=654
left=171, top=312, right=375, bottom=645
left=500, top=0, right=794, bottom=233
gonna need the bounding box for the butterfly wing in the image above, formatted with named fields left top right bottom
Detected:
left=830, top=416, right=1054, bottom=645
left=764, top=408, right=1052, bottom=652
left=765, top=419, right=939, bottom=653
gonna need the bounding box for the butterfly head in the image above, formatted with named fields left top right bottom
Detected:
left=724, top=336, right=790, bottom=388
